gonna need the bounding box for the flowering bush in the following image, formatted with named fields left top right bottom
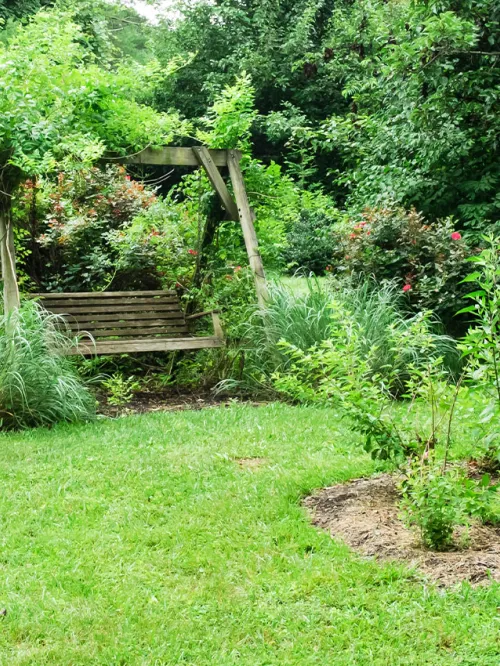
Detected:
left=332, top=206, right=473, bottom=328
left=15, top=166, right=159, bottom=292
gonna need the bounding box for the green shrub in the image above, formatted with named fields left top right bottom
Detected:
left=400, top=457, right=500, bottom=551
left=400, top=461, right=465, bottom=551
left=332, top=206, right=472, bottom=329
left=459, top=235, right=500, bottom=403
left=267, top=280, right=459, bottom=398
left=0, top=301, right=96, bottom=429
left=283, top=208, right=340, bottom=274
left=16, top=166, right=159, bottom=293
left=102, top=374, right=141, bottom=407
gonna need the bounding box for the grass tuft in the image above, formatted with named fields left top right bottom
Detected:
left=0, top=300, right=96, bottom=429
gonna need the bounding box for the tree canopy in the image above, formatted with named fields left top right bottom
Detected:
left=152, top=0, right=499, bottom=230
left=0, top=3, right=189, bottom=309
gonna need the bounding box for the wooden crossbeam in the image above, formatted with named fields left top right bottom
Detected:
left=124, top=147, right=228, bottom=167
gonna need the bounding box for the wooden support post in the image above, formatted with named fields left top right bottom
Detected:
left=192, top=147, right=239, bottom=221
left=0, top=209, right=20, bottom=314
left=227, top=150, right=269, bottom=308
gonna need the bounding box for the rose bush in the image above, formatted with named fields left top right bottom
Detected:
left=332, top=206, right=473, bottom=330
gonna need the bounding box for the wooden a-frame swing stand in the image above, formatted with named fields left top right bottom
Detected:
left=0, top=147, right=268, bottom=355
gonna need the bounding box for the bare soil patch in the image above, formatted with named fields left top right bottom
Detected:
left=305, top=474, right=500, bottom=587
left=98, top=388, right=268, bottom=417
left=235, top=457, right=268, bottom=470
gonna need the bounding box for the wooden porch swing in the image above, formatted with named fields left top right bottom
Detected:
left=1, top=148, right=268, bottom=355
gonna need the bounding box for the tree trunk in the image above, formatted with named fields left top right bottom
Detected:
left=0, top=201, right=20, bottom=314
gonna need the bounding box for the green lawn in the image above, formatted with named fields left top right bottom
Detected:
left=0, top=404, right=498, bottom=665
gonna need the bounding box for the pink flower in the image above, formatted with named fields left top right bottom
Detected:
left=403, top=284, right=412, bottom=293
left=125, top=175, right=131, bottom=181
left=349, top=233, right=357, bottom=239
left=188, top=249, right=198, bottom=256
left=451, top=232, right=462, bottom=241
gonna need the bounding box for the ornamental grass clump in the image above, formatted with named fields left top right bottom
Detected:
left=0, top=300, right=96, bottom=429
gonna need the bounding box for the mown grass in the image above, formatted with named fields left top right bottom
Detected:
left=0, top=404, right=498, bottom=665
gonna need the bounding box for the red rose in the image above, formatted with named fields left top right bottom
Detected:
left=451, top=232, right=462, bottom=241
left=403, top=284, right=412, bottom=293
left=188, top=249, right=198, bottom=256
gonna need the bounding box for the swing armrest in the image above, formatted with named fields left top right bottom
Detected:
left=186, top=310, right=224, bottom=340
left=185, top=309, right=221, bottom=321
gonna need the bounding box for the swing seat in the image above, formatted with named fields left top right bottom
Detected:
left=34, top=290, right=224, bottom=356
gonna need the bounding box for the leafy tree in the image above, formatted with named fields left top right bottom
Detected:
left=0, top=5, right=189, bottom=310
left=321, top=0, right=500, bottom=229
left=0, top=0, right=53, bottom=22
left=153, top=0, right=348, bottom=121
left=153, top=0, right=499, bottom=230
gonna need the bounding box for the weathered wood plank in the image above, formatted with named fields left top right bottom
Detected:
left=227, top=150, right=268, bottom=308
left=80, top=327, right=188, bottom=338
left=68, top=336, right=224, bottom=356
left=66, top=317, right=187, bottom=330
left=43, top=296, right=180, bottom=308
left=192, top=147, right=239, bottom=220
left=123, top=147, right=228, bottom=167
left=56, top=311, right=185, bottom=324
left=48, top=304, right=183, bottom=315
left=0, top=211, right=20, bottom=313
left=33, top=290, right=176, bottom=299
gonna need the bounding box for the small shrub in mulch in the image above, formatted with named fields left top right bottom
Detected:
left=305, top=474, right=500, bottom=587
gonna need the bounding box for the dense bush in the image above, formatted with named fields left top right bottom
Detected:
left=0, top=300, right=96, bottom=429
left=224, top=279, right=458, bottom=397
left=271, top=282, right=458, bottom=399
left=283, top=208, right=340, bottom=274
left=332, top=206, right=473, bottom=327
left=16, top=167, right=159, bottom=292
left=228, top=278, right=335, bottom=386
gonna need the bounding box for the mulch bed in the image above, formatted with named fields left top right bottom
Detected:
left=305, top=474, right=500, bottom=587
left=97, top=388, right=268, bottom=417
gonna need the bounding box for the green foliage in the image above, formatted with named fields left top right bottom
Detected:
left=320, top=0, right=500, bottom=228
left=273, top=312, right=456, bottom=461
left=270, top=280, right=459, bottom=398
left=0, top=0, right=52, bottom=22
left=15, top=167, right=160, bottom=292
left=400, top=461, right=466, bottom=551
left=0, top=6, right=188, bottom=191
left=0, top=299, right=95, bottom=429
left=227, top=278, right=335, bottom=388
left=154, top=0, right=500, bottom=230
left=332, top=206, right=472, bottom=327
left=197, top=73, right=257, bottom=151
left=401, top=457, right=500, bottom=550
left=283, top=207, right=341, bottom=274
left=459, top=236, right=500, bottom=402
left=102, top=373, right=140, bottom=406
